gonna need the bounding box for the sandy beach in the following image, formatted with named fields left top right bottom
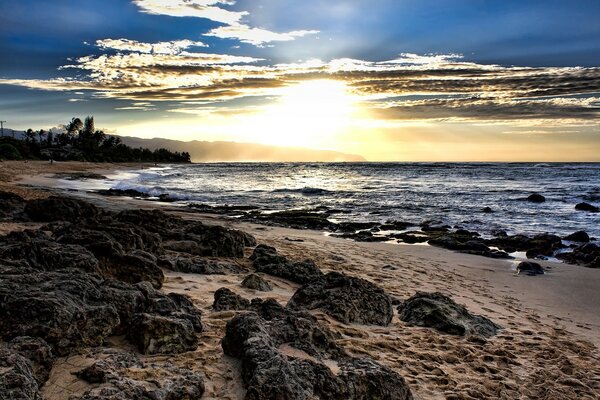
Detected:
left=1, top=161, right=599, bottom=399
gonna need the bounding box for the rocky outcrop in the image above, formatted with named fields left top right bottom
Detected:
left=575, top=202, right=599, bottom=212
left=564, top=230, right=590, bottom=242
left=241, top=273, right=272, bottom=291
left=25, top=196, right=101, bottom=222
left=212, top=288, right=251, bottom=311
left=6, top=337, right=54, bottom=385
left=166, top=255, right=247, bottom=275
left=251, top=245, right=323, bottom=284
left=73, top=350, right=205, bottom=400
left=486, top=233, right=564, bottom=259
left=557, top=242, right=600, bottom=268
left=398, top=292, right=500, bottom=337
left=222, top=299, right=413, bottom=400
left=0, top=191, right=26, bottom=220
left=128, top=313, right=198, bottom=355
left=428, top=233, right=512, bottom=259
left=0, top=346, right=41, bottom=400
left=287, top=272, right=394, bottom=326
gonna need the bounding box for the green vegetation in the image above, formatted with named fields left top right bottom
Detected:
left=0, top=117, right=191, bottom=163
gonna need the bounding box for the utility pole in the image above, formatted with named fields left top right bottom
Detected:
left=0, top=121, right=5, bottom=137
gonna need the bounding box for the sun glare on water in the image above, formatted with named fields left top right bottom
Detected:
left=246, top=79, right=359, bottom=148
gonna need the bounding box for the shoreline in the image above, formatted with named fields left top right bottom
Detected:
left=1, top=160, right=600, bottom=399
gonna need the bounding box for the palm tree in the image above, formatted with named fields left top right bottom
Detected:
left=38, top=129, right=47, bottom=145
left=25, top=129, right=36, bottom=144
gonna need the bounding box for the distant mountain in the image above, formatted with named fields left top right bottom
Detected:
left=117, top=136, right=366, bottom=162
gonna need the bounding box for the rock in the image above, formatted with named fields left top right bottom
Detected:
left=486, top=233, right=564, bottom=257
left=331, top=230, right=389, bottom=242
left=7, top=337, right=54, bottom=385
left=391, top=233, right=429, bottom=244
left=222, top=299, right=412, bottom=400
left=212, top=288, right=251, bottom=311
left=526, top=193, right=546, bottom=203
left=182, top=224, right=253, bottom=257
left=0, top=191, right=26, bottom=220
left=287, top=272, right=393, bottom=326
left=379, top=220, right=415, bottom=231
left=482, top=206, right=494, bottom=213
left=564, top=230, right=590, bottom=242
left=54, top=172, right=107, bottom=180
left=168, top=255, right=247, bottom=275
left=241, top=273, right=272, bottom=291
left=25, top=196, right=101, bottom=222
left=74, top=350, right=205, bottom=400
left=557, top=242, right=600, bottom=268
left=0, top=346, right=41, bottom=400
left=428, top=234, right=512, bottom=259
left=128, top=313, right=198, bottom=355
left=398, top=292, right=500, bottom=337
left=516, top=261, right=545, bottom=275
left=252, top=209, right=335, bottom=230
left=251, top=245, right=324, bottom=284
left=575, top=202, right=599, bottom=212
left=335, top=221, right=380, bottom=233
left=96, top=188, right=149, bottom=197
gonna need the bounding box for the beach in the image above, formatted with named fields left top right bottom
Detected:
left=1, top=161, right=599, bottom=399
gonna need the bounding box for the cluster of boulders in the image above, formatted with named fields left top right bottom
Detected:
left=0, top=192, right=257, bottom=398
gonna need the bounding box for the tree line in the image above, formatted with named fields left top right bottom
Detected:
left=0, top=117, right=191, bottom=163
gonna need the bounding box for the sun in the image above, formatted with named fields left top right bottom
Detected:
left=244, top=79, right=359, bottom=148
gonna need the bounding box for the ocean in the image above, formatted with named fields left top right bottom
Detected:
left=73, top=162, right=600, bottom=239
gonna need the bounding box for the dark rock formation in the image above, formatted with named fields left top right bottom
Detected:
left=398, top=292, right=500, bottom=337
left=25, top=196, right=101, bottom=222
left=335, top=221, right=380, bottom=232
left=96, top=188, right=150, bottom=197
left=251, top=209, right=335, bottom=230
left=516, top=261, right=545, bottom=275
left=575, top=202, right=599, bottom=212
left=391, top=232, right=429, bottom=244
left=564, top=230, right=590, bottom=242
left=167, top=255, right=247, bottom=275
left=379, top=220, right=415, bottom=231
left=128, top=313, right=198, bottom=355
left=428, top=233, right=512, bottom=259
left=241, top=273, right=272, bottom=291
left=7, top=337, right=54, bottom=385
left=287, top=272, right=393, bottom=326
left=251, top=245, right=324, bottom=284
left=0, top=346, right=41, bottom=400
left=0, top=191, right=26, bottom=220
left=482, top=206, right=494, bottom=213
left=331, top=230, right=389, bottom=242
left=74, top=350, right=205, bottom=400
left=557, top=242, right=600, bottom=268
left=222, top=299, right=413, bottom=400
left=212, top=287, right=251, bottom=311
left=486, top=233, right=564, bottom=258
left=526, top=193, right=546, bottom=203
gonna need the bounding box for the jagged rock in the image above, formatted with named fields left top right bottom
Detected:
left=74, top=351, right=205, bottom=400
left=222, top=299, right=412, bottom=400
left=212, top=288, right=251, bottom=311
left=96, top=188, right=149, bottom=197
left=167, top=255, right=247, bottom=274
left=486, top=233, right=564, bottom=257
left=331, top=230, right=389, bottom=242
left=54, top=172, right=107, bottom=180
left=7, top=337, right=54, bottom=385
left=0, top=346, right=41, bottom=400
left=557, top=242, right=600, bottom=268
left=564, top=230, right=590, bottom=242
left=241, top=274, right=272, bottom=291
left=428, top=234, right=512, bottom=259
left=251, top=209, right=335, bottom=230
left=379, top=220, right=415, bottom=231
left=398, top=292, right=500, bottom=337
left=575, top=202, right=599, bottom=212
left=482, top=206, right=494, bottom=213
left=391, top=232, right=429, bottom=244
left=251, top=245, right=323, bottom=284
left=0, top=191, right=26, bottom=220
left=25, top=196, right=101, bottom=222
left=287, top=272, right=393, bottom=326
left=516, top=261, right=545, bottom=275
left=128, top=313, right=198, bottom=355
left=335, top=221, right=380, bottom=232
left=0, top=270, right=121, bottom=355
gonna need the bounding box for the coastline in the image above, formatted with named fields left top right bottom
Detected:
left=2, top=161, right=600, bottom=399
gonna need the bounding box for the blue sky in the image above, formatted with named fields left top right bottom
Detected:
left=0, top=0, right=599, bottom=160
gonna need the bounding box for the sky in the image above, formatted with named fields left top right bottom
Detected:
left=0, top=0, right=599, bottom=161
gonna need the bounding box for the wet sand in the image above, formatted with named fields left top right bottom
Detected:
left=3, top=161, right=600, bottom=399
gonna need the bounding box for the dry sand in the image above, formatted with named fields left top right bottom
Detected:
left=3, top=161, right=600, bottom=399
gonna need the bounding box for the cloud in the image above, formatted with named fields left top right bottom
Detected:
left=132, top=0, right=247, bottom=25
left=205, top=25, right=319, bottom=46
left=1, top=43, right=599, bottom=125
left=132, top=0, right=318, bottom=47
left=96, top=38, right=207, bottom=54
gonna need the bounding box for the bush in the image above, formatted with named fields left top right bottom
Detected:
left=0, top=143, right=22, bottom=160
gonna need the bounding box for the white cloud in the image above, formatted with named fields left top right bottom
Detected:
left=96, top=38, right=207, bottom=54
left=132, top=0, right=247, bottom=25
left=205, top=25, right=319, bottom=46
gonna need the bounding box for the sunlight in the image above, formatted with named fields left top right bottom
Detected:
left=243, top=79, right=359, bottom=148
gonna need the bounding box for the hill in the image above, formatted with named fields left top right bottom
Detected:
left=117, top=136, right=366, bottom=162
